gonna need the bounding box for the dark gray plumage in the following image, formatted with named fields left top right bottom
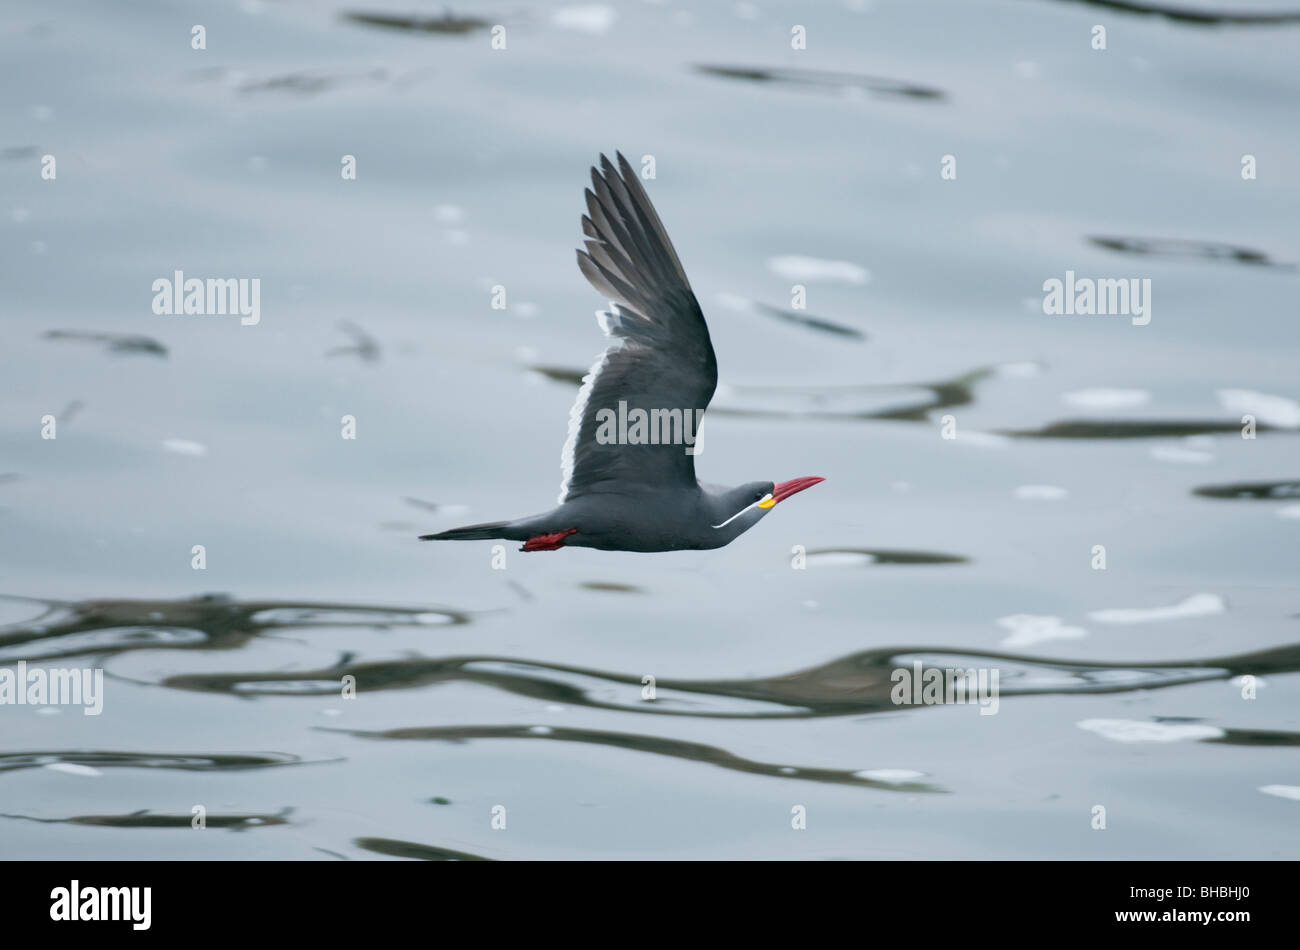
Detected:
left=422, top=152, right=822, bottom=552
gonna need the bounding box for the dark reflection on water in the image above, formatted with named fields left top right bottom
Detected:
left=0, top=593, right=471, bottom=664
left=43, top=330, right=167, bottom=357
left=1088, top=235, right=1295, bottom=269
left=340, top=11, right=493, bottom=36
left=1002, top=419, right=1287, bottom=439
left=55, top=400, right=84, bottom=424
left=841, top=368, right=993, bottom=422
left=808, top=548, right=969, bottom=565
left=328, top=724, right=944, bottom=793
left=1, top=144, right=41, bottom=160
left=693, top=64, right=946, bottom=100
left=1208, top=727, right=1300, bottom=747
left=631, top=643, right=1299, bottom=717
left=1054, top=0, right=1300, bottom=25
left=326, top=321, right=381, bottom=363
left=7, top=595, right=1295, bottom=724
left=529, top=364, right=995, bottom=423
left=0, top=808, right=292, bottom=830
left=184, top=64, right=439, bottom=97
left=354, top=837, right=493, bottom=861
left=237, top=68, right=392, bottom=97
left=0, top=750, right=321, bottom=774
left=747, top=302, right=866, bottom=341
left=666, top=643, right=1300, bottom=714
left=1193, top=480, right=1300, bottom=500
left=528, top=362, right=1299, bottom=441
left=132, top=620, right=1300, bottom=722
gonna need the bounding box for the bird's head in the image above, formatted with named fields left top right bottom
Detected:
left=710, top=477, right=825, bottom=535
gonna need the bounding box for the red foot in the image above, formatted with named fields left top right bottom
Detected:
left=521, top=528, right=578, bottom=552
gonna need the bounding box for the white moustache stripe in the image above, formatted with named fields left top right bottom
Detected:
left=712, top=495, right=771, bottom=529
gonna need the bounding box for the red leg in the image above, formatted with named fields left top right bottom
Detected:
left=521, top=527, right=578, bottom=552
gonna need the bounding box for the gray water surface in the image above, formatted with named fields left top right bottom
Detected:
left=1, top=0, right=1298, bottom=859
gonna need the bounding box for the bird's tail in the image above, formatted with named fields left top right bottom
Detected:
left=419, top=521, right=512, bottom=542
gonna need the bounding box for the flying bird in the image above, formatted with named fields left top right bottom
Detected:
left=421, top=152, right=823, bottom=552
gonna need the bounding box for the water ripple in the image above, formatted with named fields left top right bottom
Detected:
left=0, top=593, right=471, bottom=664
left=328, top=724, right=945, bottom=793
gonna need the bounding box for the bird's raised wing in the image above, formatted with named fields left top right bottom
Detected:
left=558, top=152, right=717, bottom=503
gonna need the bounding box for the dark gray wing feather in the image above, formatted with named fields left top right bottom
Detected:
left=559, top=152, right=717, bottom=502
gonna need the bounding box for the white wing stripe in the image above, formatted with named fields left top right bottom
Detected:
left=558, top=305, right=623, bottom=504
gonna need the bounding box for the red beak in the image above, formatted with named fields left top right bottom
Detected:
left=771, top=476, right=825, bottom=504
